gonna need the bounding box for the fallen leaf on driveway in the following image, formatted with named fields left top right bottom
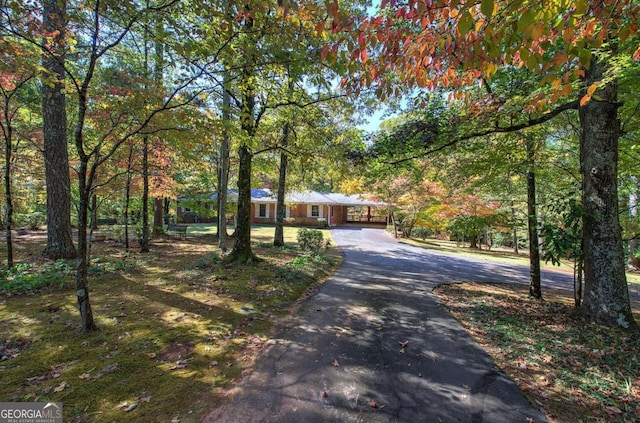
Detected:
left=369, top=400, right=377, bottom=408
left=332, top=359, right=339, bottom=367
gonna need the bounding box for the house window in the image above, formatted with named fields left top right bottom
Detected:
left=255, top=203, right=269, bottom=218
left=306, top=204, right=323, bottom=218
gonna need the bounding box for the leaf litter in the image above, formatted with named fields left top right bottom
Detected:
left=434, top=281, right=640, bottom=423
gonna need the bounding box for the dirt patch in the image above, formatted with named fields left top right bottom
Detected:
left=158, top=342, right=195, bottom=362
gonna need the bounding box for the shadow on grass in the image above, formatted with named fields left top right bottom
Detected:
left=0, top=232, right=336, bottom=423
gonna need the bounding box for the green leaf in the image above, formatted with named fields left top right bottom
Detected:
left=578, top=49, right=592, bottom=68
left=517, top=9, right=534, bottom=32
left=481, top=0, right=494, bottom=17
left=458, top=11, right=474, bottom=35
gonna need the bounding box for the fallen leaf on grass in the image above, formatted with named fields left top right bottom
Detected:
left=146, top=352, right=157, bottom=359
left=93, top=363, right=119, bottom=380
left=170, top=360, right=188, bottom=370
left=53, top=381, right=68, bottom=392
left=78, top=373, right=92, bottom=381
left=124, top=403, right=138, bottom=412
left=137, top=392, right=152, bottom=403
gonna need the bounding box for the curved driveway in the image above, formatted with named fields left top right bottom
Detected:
left=204, top=228, right=578, bottom=422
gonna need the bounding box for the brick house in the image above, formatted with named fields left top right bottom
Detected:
left=177, top=189, right=387, bottom=227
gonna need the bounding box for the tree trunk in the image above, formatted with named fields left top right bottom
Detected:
left=87, top=193, right=97, bottom=265
left=153, top=197, right=164, bottom=236
left=511, top=201, right=519, bottom=254
left=627, top=185, right=640, bottom=269
left=274, top=69, right=294, bottom=247
left=579, top=55, right=637, bottom=330
left=229, top=144, right=257, bottom=262
left=163, top=198, right=170, bottom=222
left=41, top=0, right=76, bottom=260
left=391, top=211, right=398, bottom=238
left=469, top=234, right=478, bottom=249
left=151, top=11, right=165, bottom=239
left=4, top=103, right=13, bottom=268
left=575, top=242, right=584, bottom=308
left=229, top=8, right=257, bottom=263
left=274, top=128, right=289, bottom=247
left=217, top=73, right=231, bottom=250
left=76, top=162, right=98, bottom=332
left=125, top=145, right=134, bottom=252
left=140, top=136, right=150, bottom=252
left=526, top=135, right=542, bottom=299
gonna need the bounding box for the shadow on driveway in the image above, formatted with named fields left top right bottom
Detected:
left=203, top=228, right=555, bottom=422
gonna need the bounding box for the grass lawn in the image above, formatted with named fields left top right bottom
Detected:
left=0, top=224, right=338, bottom=422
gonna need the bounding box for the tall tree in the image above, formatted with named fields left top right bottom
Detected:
left=274, top=67, right=294, bottom=247
left=21, top=0, right=202, bottom=331
left=216, top=74, right=232, bottom=250
left=524, top=132, right=542, bottom=299
left=41, top=0, right=76, bottom=259
left=0, top=45, right=36, bottom=268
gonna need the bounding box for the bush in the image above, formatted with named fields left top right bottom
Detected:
left=297, top=228, right=324, bottom=253
left=411, top=226, right=431, bottom=240
left=14, top=212, right=46, bottom=230
left=316, top=218, right=328, bottom=228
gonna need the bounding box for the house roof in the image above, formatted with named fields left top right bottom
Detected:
left=206, top=189, right=382, bottom=207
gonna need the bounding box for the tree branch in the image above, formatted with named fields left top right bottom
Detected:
left=387, top=99, right=580, bottom=164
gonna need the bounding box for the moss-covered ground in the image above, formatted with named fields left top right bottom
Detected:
left=0, top=224, right=339, bottom=422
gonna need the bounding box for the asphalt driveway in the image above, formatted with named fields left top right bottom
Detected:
left=203, top=227, right=573, bottom=422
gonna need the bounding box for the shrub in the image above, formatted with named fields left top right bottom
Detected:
left=411, top=226, right=431, bottom=240
left=297, top=228, right=324, bottom=253
left=14, top=212, right=46, bottom=230
left=316, top=218, right=328, bottom=228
